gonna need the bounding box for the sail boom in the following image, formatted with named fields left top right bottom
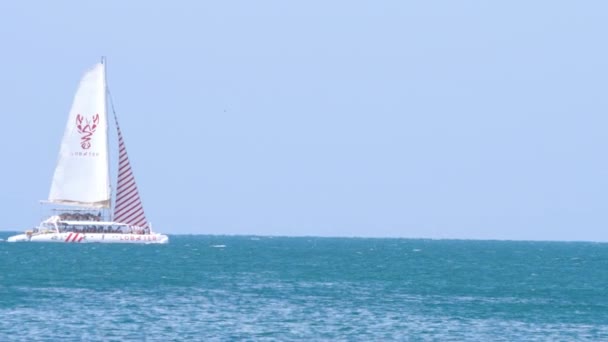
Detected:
left=45, top=199, right=110, bottom=209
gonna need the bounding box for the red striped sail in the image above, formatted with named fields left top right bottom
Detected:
left=113, top=117, right=148, bottom=228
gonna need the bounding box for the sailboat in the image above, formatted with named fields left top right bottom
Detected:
left=8, top=58, right=169, bottom=244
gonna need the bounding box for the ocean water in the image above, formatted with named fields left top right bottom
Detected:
left=0, top=233, right=607, bottom=341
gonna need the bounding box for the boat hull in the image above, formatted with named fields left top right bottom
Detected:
left=7, top=232, right=168, bottom=244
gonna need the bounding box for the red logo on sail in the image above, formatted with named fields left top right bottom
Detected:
left=76, top=114, right=99, bottom=149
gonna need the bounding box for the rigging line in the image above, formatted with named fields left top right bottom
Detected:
left=106, top=85, right=119, bottom=221
left=107, top=86, right=119, bottom=121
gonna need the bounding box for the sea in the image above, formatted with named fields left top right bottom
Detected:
left=0, top=232, right=607, bottom=341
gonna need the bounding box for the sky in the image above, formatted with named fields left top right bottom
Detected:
left=0, top=1, right=607, bottom=241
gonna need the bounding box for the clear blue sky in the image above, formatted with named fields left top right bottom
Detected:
left=0, top=1, right=607, bottom=240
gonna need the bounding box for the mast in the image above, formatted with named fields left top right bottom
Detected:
left=102, top=56, right=113, bottom=221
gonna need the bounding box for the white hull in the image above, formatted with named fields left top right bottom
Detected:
left=7, top=232, right=168, bottom=244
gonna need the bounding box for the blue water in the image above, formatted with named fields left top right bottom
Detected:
left=1, top=232, right=607, bottom=341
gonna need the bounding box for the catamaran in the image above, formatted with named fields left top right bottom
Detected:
left=8, top=58, right=168, bottom=244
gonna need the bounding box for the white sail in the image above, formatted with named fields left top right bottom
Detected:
left=48, top=62, right=110, bottom=208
